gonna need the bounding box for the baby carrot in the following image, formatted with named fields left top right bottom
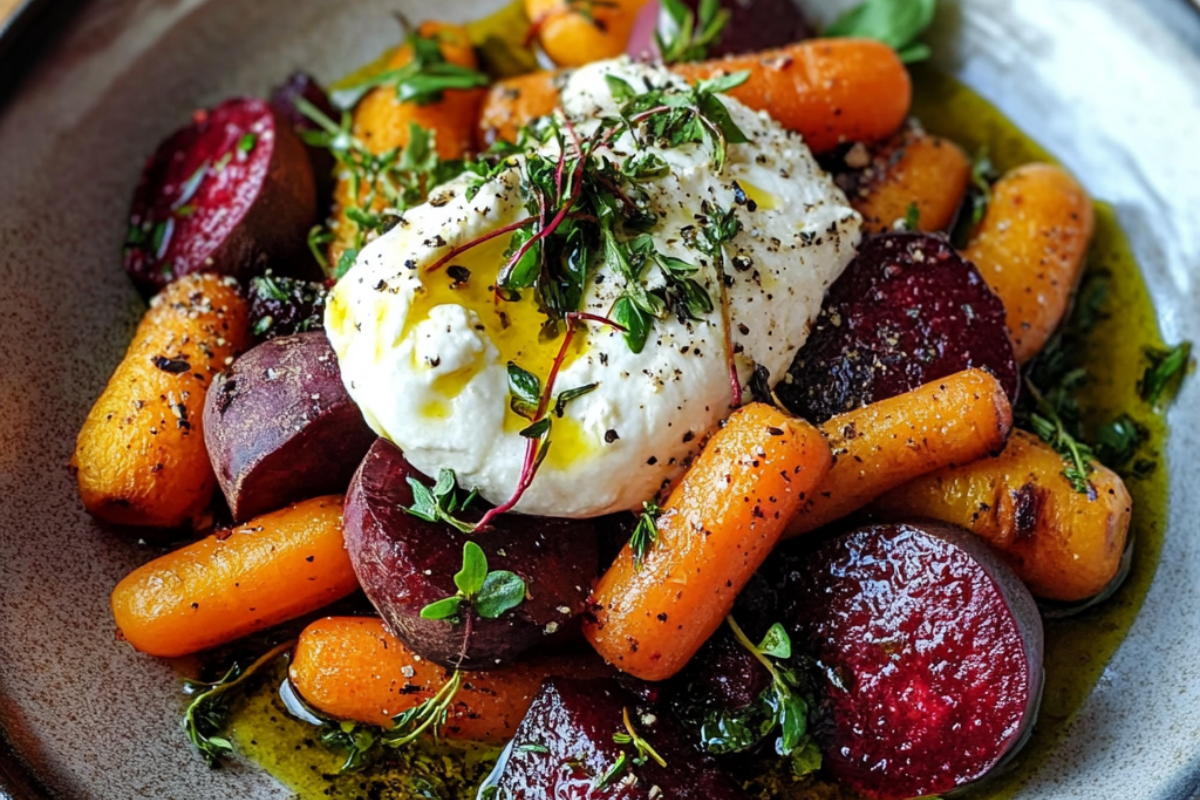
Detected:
left=963, top=163, right=1095, bottom=363
left=785, top=368, right=1014, bottom=539
left=290, top=616, right=613, bottom=742
left=871, top=430, right=1132, bottom=601
left=71, top=273, right=250, bottom=529
left=850, top=130, right=972, bottom=234
left=478, top=39, right=911, bottom=154
left=111, top=496, right=357, bottom=657
left=584, top=403, right=832, bottom=681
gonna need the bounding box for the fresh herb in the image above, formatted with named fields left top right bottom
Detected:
left=182, top=640, right=295, bottom=766
left=403, top=468, right=480, bottom=533
left=1140, top=341, right=1193, bottom=408
left=825, top=0, right=937, bottom=63
left=593, top=751, right=629, bottom=791
left=1024, top=378, right=1096, bottom=494
left=952, top=146, right=997, bottom=248
left=383, top=669, right=466, bottom=746
left=419, top=541, right=527, bottom=622
left=614, top=707, right=667, bottom=767
left=902, top=201, right=920, bottom=231
left=516, top=742, right=550, bottom=754
left=318, top=720, right=381, bottom=773
left=712, top=617, right=821, bottom=777
left=1093, top=413, right=1146, bottom=469
left=295, top=97, right=466, bottom=276
left=629, top=500, right=662, bottom=568
left=237, top=132, right=257, bottom=155
left=656, top=0, right=731, bottom=64
left=330, top=31, right=489, bottom=110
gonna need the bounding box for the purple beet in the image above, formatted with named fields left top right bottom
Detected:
left=490, top=677, right=747, bottom=799
left=784, top=522, right=1044, bottom=800
left=124, top=98, right=318, bottom=294
left=627, top=0, right=813, bottom=61
left=777, top=232, right=1019, bottom=423
left=343, top=439, right=599, bottom=669
left=247, top=270, right=328, bottom=342
left=270, top=72, right=337, bottom=211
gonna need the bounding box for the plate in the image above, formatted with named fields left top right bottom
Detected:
left=1, top=0, right=1198, bottom=798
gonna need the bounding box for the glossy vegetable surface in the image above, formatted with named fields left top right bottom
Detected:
left=584, top=403, right=831, bottom=681
left=71, top=274, right=250, bottom=529
left=110, top=496, right=356, bottom=657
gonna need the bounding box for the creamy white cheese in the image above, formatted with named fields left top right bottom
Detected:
left=326, top=58, right=860, bottom=518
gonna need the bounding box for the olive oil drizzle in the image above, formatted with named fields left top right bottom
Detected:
left=219, top=63, right=1172, bottom=800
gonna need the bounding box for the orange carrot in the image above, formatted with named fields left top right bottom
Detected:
left=71, top=274, right=250, bottom=529
left=290, top=616, right=613, bottom=741
left=784, top=368, right=1014, bottom=539
left=963, top=163, right=1095, bottom=363
left=850, top=130, right=972, bottom=234
left=871, top=430, right=1132, bottom=601
left=480, top=40, right=910, bottom=153
left=584, top=403, right=832, bottom=681
left=111, top=496, right=357, bottom=657
left=525, top=0, right=650, bottom=68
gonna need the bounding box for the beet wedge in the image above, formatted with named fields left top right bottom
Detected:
left=777, top=232, right=1019, bottom=423
left=124, top=97, right=318, bottom=293
left=487, top=677, right=747, bottom=799
left=343, top=439, right=598, bottom=669
left=783, top=522, right=1043, bottom=800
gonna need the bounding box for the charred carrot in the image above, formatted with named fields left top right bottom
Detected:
left=871, top=430, right=1131, bottom=601
left=584, top=403, right=832, bottom=681
left=111, top=496, right=357, bottom=657
left=785, top=368, right=1014, bottom=539
left=290, top=616, right=612, bottom=741
left=71, top=274, right=250, bottom=529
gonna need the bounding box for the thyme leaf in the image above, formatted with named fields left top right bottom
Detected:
left=1140, top=341, right=1193, bottom=408
left=656, top=0, right=731, bottom=64
left=630, top=500, right=662, bottom=568
left=330, top=31, right=488, bottom=110
left=402, top=467, right=480, bottom=534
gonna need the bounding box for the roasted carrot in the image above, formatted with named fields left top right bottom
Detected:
left=477, top=70, right=562, bottom=151
left=850, top=130, right=972, bottom=234
left=785, top=368, right=1014, bottom=539
left=584, top=403, right=832, bottom=681
left=111, top=496, right=357, bottom=657
left=479, top=39, right=911, bottom=154
left=331, top=21, right=486, bottom=266
left=963, top=163, right=1095, bottom=363
left=71, top=274, right=250, bottom=529
left=290, top=616, right=613, bottom=741
left=526, top=0, right=650, bottom=68
left=870, top=430, right=1131, bottom=601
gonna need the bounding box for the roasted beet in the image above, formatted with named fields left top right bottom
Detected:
left=269, top=72, right=337, bottom=211
left=247, top=271, right=328, bottom=341
left=202, top=332, right=375, bottom=521
left=783, top=522, right=1044, bottom=800
left=489, top=677, right=746, bottom=799
left=344, top=439, right=599, bottom=669
left=669, top=627, right=771, bottom=715
left=627, top=0, right=812, bottom=60
left=124, top=97, right=318, bottom=294
left=777, top=233, right=1019, bottom=423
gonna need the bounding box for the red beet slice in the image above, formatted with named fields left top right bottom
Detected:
left=487, top=677, right=747, bottom=799
left=269, top=72, right=337, bottom=211
left=784, top=522, right=1044, bottom=800
left=124, top=97, right=318, bottom=294
left=343, top=439, right=599, bottom=669
left=776, top=232, right=1019, bottom=423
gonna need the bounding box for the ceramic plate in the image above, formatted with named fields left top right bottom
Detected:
left=1, top=0, right=1199, bottom=798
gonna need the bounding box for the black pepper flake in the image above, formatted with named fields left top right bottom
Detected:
left=604, top=429, right=620, bottom=443
left=647, top=456, right=658, bottom=465
left=447, top=265, right=471, bottom=287
left=152, top=355, right=191, bottom=374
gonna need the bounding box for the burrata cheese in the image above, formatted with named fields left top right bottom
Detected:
left=326, top=58, right=860, bottom=518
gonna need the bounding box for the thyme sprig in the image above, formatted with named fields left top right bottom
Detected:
left=1023, top=377, right=1095, bottom=494
left=629, top=500, right=663, bottom=568
left=594, top=707, right=667, bottom=791
left=182, top=640, right=295, bottom=766
left=403, top=467, right=480, bottom=533
left=330, top=30, right=488, bottom=111
left=656, top=0, right=731, bottom=64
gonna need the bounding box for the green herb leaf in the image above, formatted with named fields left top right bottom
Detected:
left=318, top=721, right=380, bottom=772
left=613, top=295, right=652, bottom=354
left=756, top=623, right=792, bottom=659
left=656, top=0, right=731, bottom=64
left=630, top=500, right=662, bottom=568
left=475, top=570, right=527, bottom=618
left=1140, top=341, right=1193, bottom=407
left=237, top=132, right=257, bottom=155
left=826, top=0, right=937, bottom=63
left=382, top=670, right=464, bottom=746
left=508, top=362, right=543, bottom=419
left=1094, top=413, right=1146, bottom=468
left=401, top=468, right=480, bottom=533
left=554, top=382, right=599, bottom=417
left=903, top=201, right=920, bottom=231
left=593, top=751, right=629, bottom=791
left=330, top=32, right=488, bottom=110
left=419, top=595, right=464, bottom=620
left=455, top=541, right=489, bottom=596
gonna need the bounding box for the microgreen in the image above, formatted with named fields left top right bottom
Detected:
left=419, top=541, right=527, bottom=623
left=403, top=467, right=480, bottom=533
left=656, top=0, right=731, bottom=64
left=330, top=31, right=489, bottom=111
left=629, top=500, right=662, bottom=568
left=902, top=201, right=920, bottom=231
left=825, top=0, right=937, bottom=63
left=181, top=640, right=295, bottom=766
left=595, top=707, right=666, bottom=790
left=1140, top=341, right=1193, bottom=408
